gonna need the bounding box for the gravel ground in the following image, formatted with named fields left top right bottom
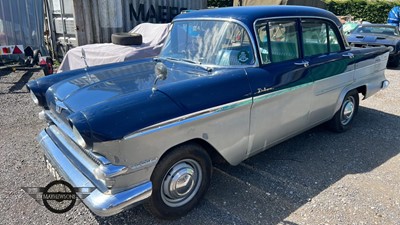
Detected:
left=0, top=66, right=399, bottom=225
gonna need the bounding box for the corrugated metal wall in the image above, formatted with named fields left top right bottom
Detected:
left=50, top=0, right=207, bottom=51
left=0, top=0, right=47, bottom=54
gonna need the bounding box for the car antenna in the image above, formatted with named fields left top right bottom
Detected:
left=152, top=62, right=167, bottom=93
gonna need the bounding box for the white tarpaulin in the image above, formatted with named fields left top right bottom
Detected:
left=57, top=23, right=170, bottom=73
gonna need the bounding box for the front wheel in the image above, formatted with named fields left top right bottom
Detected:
left=145, top=144, right=212, bottom=219
left=328, top=90, right=359, bottom=132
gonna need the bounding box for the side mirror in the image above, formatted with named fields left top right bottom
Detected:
left=155, top=62, right=167, bottom=81
left=152, top=62, right=168, bottom=93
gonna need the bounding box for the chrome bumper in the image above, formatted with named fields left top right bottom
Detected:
left=37, top=129, right=152, bottom=216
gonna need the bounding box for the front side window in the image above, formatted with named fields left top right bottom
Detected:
left=160, top=20, right=255, bottom=66
left=255, top=19, right=300, bottom=64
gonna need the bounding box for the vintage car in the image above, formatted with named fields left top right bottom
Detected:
left=347, top=24, right=400, bottom=67
left=27, top=6, right=390, bottom=219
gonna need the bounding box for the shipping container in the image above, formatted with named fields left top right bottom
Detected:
left=46, top=0, right=207, bottom=60
left=0, top=0, right=47, bottom=56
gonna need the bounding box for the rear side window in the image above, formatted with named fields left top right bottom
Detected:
left=301, top=19, right=343, bottom=57
left=302, top=20, right=328, bottom=56
left=255, top=19, right=300, bottom=64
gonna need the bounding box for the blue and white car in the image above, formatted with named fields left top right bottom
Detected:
left=27, top=6, right=390, bottom=219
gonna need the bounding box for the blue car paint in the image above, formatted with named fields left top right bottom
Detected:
left=36, top=56, right=252, bottom=142
left=27, top=59, right=152, bottom=107
left=78, top=66, right=251, bottom=142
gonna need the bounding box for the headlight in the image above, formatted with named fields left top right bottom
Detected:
left=29, top=90, right=39, bottom=105
left=387, top=46, right=394, bottom=52
left=67, top=112, right=92, bottom=149
left=72, top=125, right=87, bottom=149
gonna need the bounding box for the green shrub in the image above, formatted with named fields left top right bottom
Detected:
left=208, top=0, right=233, bottom=7
left=324, top=0, right=400, bottom=23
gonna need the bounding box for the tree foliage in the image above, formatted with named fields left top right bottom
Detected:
left=324, top=0, right=400, bottom=23
left=207, top=0, right=233, bottom=7
left=206, top=0, right=400, bottom=24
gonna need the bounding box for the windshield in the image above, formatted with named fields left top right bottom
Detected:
left=352, top=26, right=399, bottom=36
left=160, top=20, right=255, bottom=66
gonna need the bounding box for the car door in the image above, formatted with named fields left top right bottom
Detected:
left=301, top=19, right=356, bottom=125
left=246, top=19, right=313, bottom=156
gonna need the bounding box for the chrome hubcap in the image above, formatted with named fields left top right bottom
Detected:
left=161, top=159, right=202, bottom=207
left=340, top=96, right=355, bottom=125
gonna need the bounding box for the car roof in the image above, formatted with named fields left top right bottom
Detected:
left=174, top=6, right=341, bottom=28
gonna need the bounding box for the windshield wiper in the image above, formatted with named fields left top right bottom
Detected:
left=180, top=58, right=199, bottom=64
left=156, top=57, right=213, bottom=72
left=182, top=59, right=213, bottom=72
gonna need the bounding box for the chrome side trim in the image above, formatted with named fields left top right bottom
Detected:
left=37, top=129, right=152, bottom=217
left=124, top=97, right=253, bottom=140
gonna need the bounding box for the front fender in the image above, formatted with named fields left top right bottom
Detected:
left=82, top=90, right=185, bottom=143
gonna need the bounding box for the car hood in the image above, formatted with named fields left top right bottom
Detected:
left=47, top=60, right=206, bottom=113
left=347, top=34, right=399, bottom=45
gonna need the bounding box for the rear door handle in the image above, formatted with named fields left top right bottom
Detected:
left=342, top=53, right=354, bottom=58
left=294, top=60, right=309, bottom=67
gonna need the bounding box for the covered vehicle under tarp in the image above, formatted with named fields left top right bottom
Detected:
left=233, top=0, right=326, bottom=8
left=57, top=23, right=170, bottom=73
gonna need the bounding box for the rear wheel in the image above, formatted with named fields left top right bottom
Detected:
left=145, top=144, right=212, bottom=219
left=328, top=90, right=359, bottom=132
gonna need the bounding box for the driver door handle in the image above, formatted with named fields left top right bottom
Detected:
left=294, top=60, right=309, bottom=67
left=342, top=53, right=354, bottom=58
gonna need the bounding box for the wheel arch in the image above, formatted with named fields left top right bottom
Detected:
left=157, top=138, right=228, bottom=167
left=334, top=85, right=364, bottom=113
